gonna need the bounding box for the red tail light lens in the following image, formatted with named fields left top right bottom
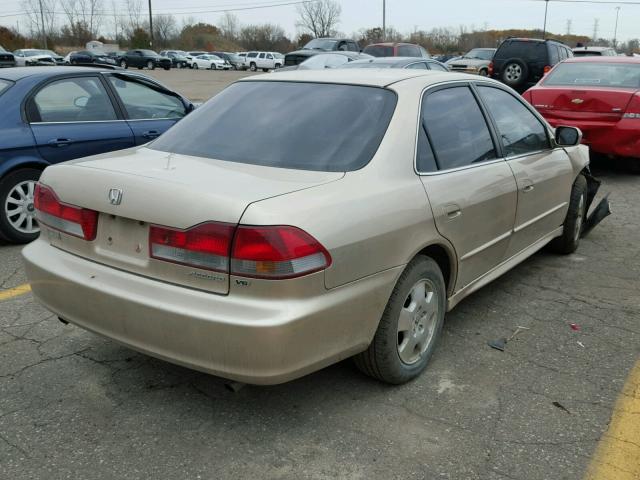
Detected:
left=488, top=61, right=493, bottom=76
left=543, top=65, right=551, bottom=75
left=34, top=183, right=98, bottom=240
left=231, top=225, right=331, bottom=279
left=149, top=222, right=234, bottom=272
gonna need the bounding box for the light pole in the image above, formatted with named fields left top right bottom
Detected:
left=38, top=0, right=47, bottom=49
left=542, top=0, right=549, bottom=39
left=148, top=0, right=154, bottom=48
left=382, top=0, right=386, bottom=41
left=613, top=6, right=621, bottom=49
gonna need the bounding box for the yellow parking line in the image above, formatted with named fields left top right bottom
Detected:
left=0, top=283, right=31, bottom=301
left=584, top=359, right=640, bottom=480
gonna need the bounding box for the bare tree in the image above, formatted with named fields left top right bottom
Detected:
left=296, top=0, right=341, bottom=38
left=123, top=0, right=143, bottom=39
left=219, top=12, right=239, bottom=40
left=153, top=14, right=177, bottom=48
left=60, top=0, right=102, bottom=40
left=21, top=0, right=57, bottom=42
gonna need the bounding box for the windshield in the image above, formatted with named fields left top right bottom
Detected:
left=140, top=50, right=158, bottom=56
left=363, top=45, right=394, bottom=57
left=273, top=53, right=284, bottom=58
left=573, top=51, right=603, bottom=57
left=341, top=61, right=394, bottom=69
left=300, top=54, right=350, bottom=69
left=464, top=49, right=494, bottom=60
left=0, top=79, right=13, bottom=95
left=544, top=62, right=640, bottom=88
left=25, top=50, right=45, bottom=57
left=151, top=81, right=397, bottom=172
left=303, top=39, right=338, bottom=50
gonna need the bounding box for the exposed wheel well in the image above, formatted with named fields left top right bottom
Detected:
left=2, top=162, right=46, bottom=181
left=416, top=244, right=455, bottom=295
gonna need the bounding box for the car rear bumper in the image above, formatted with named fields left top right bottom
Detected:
left=23, top=238, right=400, bottom=385
left=546, top=116, right=640, bottom=159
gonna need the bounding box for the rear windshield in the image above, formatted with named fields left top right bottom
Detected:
left=364, top=46, right=394, bottom=57
left=0, top=79, right=13, bottom=95
left=573, top=51, right=602, bottom=56
left=496, top=41, right=546, bottom=61
left=544, top=62, right=640, bottom=88
left=151, top=81, right=397, bottom=172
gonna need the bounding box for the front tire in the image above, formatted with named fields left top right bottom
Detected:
left=549, top=174, right=587, bottom=254
left=120, top=60, right=128, bottom=69
left=193, top=63, right=199, bottom=69
left=0, top=169, right=42, bottom=244
left=249, top=62, right=257, bottom=72
left=147, top=60, right=155, bottom=70
left=354, top=256, right=446, bottom=384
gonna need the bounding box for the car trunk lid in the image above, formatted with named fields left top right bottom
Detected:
left=39, top=147, right=344, bottom=294
left=530, top=87, right=637, bottom=122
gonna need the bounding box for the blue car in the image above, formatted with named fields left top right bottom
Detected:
left=0, top=66, right=193, bottom=243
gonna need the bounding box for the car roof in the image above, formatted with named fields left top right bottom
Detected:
left=572, top=46, right=613, bottom=52
left=239, top=68, right=461, bottom=87
left=0, top=66, right=116, bottom=81
left=348, top=57, right=434, bottom=66
left=563, top=56, right=640, bottom=64
left=366, top=42, right=419, bottom=47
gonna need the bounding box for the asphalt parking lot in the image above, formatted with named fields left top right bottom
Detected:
left=0, top=70, right=639, bottom=480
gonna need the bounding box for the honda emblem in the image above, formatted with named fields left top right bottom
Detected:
left=108, top=188, right=123, bottom=205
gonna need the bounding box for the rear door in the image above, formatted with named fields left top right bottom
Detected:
left=476, top=84, right=573, bottom=256
left=417, top=84, right=518, bottom=290
left=105, top=73, right=188, bottom=145
left=28, top=75, right=134, bottom=164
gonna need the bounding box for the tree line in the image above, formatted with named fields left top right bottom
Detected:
left=1, top=0, right=638, bottom=54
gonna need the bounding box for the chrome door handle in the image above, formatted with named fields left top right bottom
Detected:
left=142, top=130, right=160, bottom=139
left=443, top=203, right=462, bottom=220
left=47, top=138, right=72, bottom=147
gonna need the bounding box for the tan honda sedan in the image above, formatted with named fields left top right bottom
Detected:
left=23, top=69, right=597, bottom=385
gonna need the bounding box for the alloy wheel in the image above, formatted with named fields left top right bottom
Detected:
left=396, top=279, right=439, bottom=365
left=505, top=64, right=522, bottom=82
left=5, top=180, right=39, bottom=235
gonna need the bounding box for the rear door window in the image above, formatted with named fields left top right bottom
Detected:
left=549, top=45, right=560, bottom=65
left=428, top=62, right=448, bottom=72
left=419, top=86, right=497, bottom=171
left=151, top=81, right=397, bottom=172
left=0, top=79, right=13, bottom=96
left=363, top=45, right=394, bottom=57
left=478, top=86, right=549, bottom=157
left=30, top=77, right=118, bottom=122
left=398, top=45, right=420, bottom=57
left=406, top=62, right=428, bottom=69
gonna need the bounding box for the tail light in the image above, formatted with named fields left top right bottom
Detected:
left=149, top=222, right=234, bottom=272
left=34, top=184, right=98, bottom=240
left=543, top=65, right=551, bottom=75
left=623, top=93, right=640, bottom=119
left=231, top=226, right=331, bottom=279
left=488, top=61, right=493, bottom=76
left=149, top=223, right=331, bottom=280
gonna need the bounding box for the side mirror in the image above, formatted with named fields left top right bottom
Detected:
left=555, top=126, right=582, bottom=146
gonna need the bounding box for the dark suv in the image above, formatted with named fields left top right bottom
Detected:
left=285, top=38, right=360, bottom=66
left=490, top=38, right=573, bottom=91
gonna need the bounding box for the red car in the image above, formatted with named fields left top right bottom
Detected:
left=523, top=56, right=640, bottom=161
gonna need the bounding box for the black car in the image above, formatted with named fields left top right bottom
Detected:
left=0, top=46, right=15, bottom=68
left=284, top=38, right=361, bottom=66
left=119, top=50, right=171, bottom=70
left=159, top=50, right=189, bottom=68
left=211, top=51, right=244, bottom=70
left=490, top=38, right=573, bottom=91
left=341, top=56, right=449, bottom=71
left=69, top=50, right=117, bottom=66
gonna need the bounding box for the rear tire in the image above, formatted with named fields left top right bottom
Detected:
left=250, top=62, right=257, bottom=72
left=0, top=168, right=42, bottom=244
left=549, top=174, right=587, bottom=254
left=354, top=256, right=446, bottom=384
left=120, top=60, right=127, bottom=69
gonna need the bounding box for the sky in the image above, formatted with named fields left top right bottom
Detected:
left=1, top=0, right=638, bottom=42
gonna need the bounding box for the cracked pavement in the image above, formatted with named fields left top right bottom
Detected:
left=0, top=161, right=638, bottom=479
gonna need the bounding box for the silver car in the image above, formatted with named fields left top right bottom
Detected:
left=23, top=69, right=602, bottom=385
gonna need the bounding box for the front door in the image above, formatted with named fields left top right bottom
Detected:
left=417, top=85, right=518, bottom=291
left=28, top=76, right=134, bottom=164
left=475, top=85, right=573, bottom=256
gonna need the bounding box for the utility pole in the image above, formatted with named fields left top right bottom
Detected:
left=542, top=0, right=549, bottom=39
left=37, top=0, right=47, bottom=49
left=382, top=0, right=386, bottom=41
left=148, top=0, right=154, bottom=48
left=613, top=7, right=621, bottom=49
left=593, top=18, right=599, bottom=42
